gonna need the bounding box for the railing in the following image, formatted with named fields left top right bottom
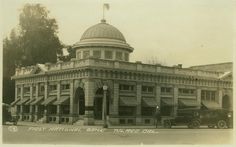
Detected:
left=15, top=58, right=223, bottom=78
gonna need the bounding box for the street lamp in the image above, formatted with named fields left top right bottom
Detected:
left=103, top=85, right=108, bottom=128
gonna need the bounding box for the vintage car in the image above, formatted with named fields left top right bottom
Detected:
left=199, top=109, right=233, bottom=129
left=162, top=108, right=201, bottom=129
left=162, top=108, right=233, bottom=129
left=2, top=103, right=18, bottom=125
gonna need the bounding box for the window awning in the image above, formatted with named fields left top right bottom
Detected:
left=53, top=96, right=70, bottom=105
left=25, top=98, right=36, bottom=105
left=16, top=97, right=30, bottom=105
left=31, top=96, right=44, bottom=105
left=201, top=100, right=221, bottom=109
left=178, top=99, right=200, bottom=107
left=161, top=98, right=173, bottom=106
left=119, top=97, right=137, bottom=106
left=41, top=96, right=57, bottom=105
left=11, top=98, right=21, bottom=106
left=142, top=98, right=157, bottom=107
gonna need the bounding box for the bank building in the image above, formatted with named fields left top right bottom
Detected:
left=11, top=18, right=233, bottom=126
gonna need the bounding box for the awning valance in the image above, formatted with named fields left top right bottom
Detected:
left=178, top=99, right=200, bottom=107
left=16, top=98, right=30, bottom=105
left=119, top=97, right=137, bottom=106
left=142, top=98, right=157, bottom=107
left=41, top=96, right=57, bottom=105
left=161, top=98, right=173, bottom=106
left=11, top=98, right=21, bottom=106
left=31, top=96, right=44, bottom=105
left=53, top=96, right=70, bottom=105
left=201, top=100, right=221, bottom=109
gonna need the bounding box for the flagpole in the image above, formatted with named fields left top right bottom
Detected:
left=102, top=4, right=104, bottom=20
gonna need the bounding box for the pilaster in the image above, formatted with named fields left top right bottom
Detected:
left=136, top=83, right=142, bottom=125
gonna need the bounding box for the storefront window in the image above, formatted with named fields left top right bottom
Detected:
left=119, top=106, right=136, bottom=116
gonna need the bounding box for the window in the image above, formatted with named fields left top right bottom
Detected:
left=83, top=51, right=90, bottom=59
left=141, top=107, right=155, bottom=116
left=24, top=87, right=30, bottom=93
left=61, top=84, right=70, bottom=90
left=201, top=90, right=216, bottom=101
left=142, top=86, right=154, bottom=93
left=93, top=50, right=101, bottom=58
left=105, top=51, right=113, bottom=59
left=49, top=85, right=57, bottom=91
left=116, top=52, right=122, bottom=60
left=179, top=88, right=195, bottom=95
left=161, top=87, right=172, bottom=94
left=77, top=51, right=81, bottom=59
left=119, top=106, right=136, bottom=116
left=124, top=53, right=129, bottom=61
left=119, top=84, right=135, bottom=91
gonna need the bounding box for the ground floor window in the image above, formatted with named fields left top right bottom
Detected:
left=23, top=105, right=30, bottom=113
left=119, top=106, right=136, bottom=116
left=141, top=107, right=155, bottom=116
left=61, top=105, right=70, bottom=114
left=160, top=106, right=173, bottom=116
left=47, top=105, right=57, bottom=114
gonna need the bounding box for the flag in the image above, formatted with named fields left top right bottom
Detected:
left=104, top=3, right=109, bottom=10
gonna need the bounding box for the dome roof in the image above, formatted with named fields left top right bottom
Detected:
left=80, top=19, right=126, bottom=42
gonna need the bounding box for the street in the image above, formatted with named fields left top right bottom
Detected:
left=2, top=122, right=234, bottom=145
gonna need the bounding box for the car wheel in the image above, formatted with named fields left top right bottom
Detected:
left=217, top=120, right=227, bottom=129
left=163, top=120, right=171, bottom=129
left=190, top=120, right=200, bottom=129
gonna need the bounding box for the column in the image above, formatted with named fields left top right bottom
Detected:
left=19, top=85, right=24, bottom=121
left=196, top=88, right=201, bottom=109
left=173, top=87, right=178, bottom=117
left=56, top=81, right=61, bottom=123
left=217, top=89, right=223, bottom=107
left=109, top=81, right=119, bottom=125
left=34, top=83, right=39, bottom=121
left=155, top=85, right=161, bottom=107
left=29, top=84, right=33, bottom=121
left=84, top=79, right=95, bottom=125
left=43, top=82, right=48, bottom=123
left=69, top=80, right=74, bottom=124
left=136, top=83, right=142, bottom=125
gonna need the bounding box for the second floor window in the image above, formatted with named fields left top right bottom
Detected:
left=61, top=84, right=70, bottom=90
left=49, top=85, right=57, bottom=91
left=119, top=84, right=135, bottom=91
left=161, top=87, right=172, bottom=94
left=201, top=90, right=216, bottom=101
left=93, top=50, right=101, bottom=58
left=142, top=86, right=154, bottom=93
left=179, top=88, right=195, bottom=95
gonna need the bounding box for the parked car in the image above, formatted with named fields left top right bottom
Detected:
left=162, top=108, right=201, bottom=129
left=199, top=109, right=233, bottom=129
left=2, top=103, right=18, bottom=125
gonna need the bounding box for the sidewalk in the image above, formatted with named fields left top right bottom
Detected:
left=16, top=121, right=164, bottom=129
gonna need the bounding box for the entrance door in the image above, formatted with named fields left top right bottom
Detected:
left=222, top=95, right=230, bottom=110
left=75, top=87, right=85, bottom=115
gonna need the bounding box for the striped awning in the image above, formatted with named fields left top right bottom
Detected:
left=53, top=96, right=70, bottom=105
left=201, top=100, right=221, bottom=109
left=11, top=98, right=21, bottom=106
left=142, top=98, right=157, bottom=107
left=161, top=98, right=173, bottom=106
left=41, top=96, right=57, bottom=105
left=119, top=97, right=137, bottom=106
left=178, top=99, right=200, bottom=107
left=31, top=96, right=44, bottom=105
left=16, top=97, right=30, bottom=105
left=25, top=98, right=36, bottom=105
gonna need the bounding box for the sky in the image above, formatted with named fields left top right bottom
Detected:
left=1, top=0, right=235, bottom=67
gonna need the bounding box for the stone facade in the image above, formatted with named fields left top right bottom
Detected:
left=11, top=19, right=233, bottom=126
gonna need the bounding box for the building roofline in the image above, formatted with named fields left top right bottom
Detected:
left=189, top=62, right=233, bottom=68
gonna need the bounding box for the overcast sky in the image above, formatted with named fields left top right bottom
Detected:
left=2, top=0, right=235, bottom=67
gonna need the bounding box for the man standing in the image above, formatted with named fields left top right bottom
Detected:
left=155, top=106, right=161, bottom=128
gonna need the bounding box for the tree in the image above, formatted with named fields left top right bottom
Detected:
left=19, top=4, right=63, bottom=66
left=3, top=4, right=63, bottom=104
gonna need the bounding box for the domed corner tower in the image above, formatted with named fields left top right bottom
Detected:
left=73, top=19, right=134, bottom=62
